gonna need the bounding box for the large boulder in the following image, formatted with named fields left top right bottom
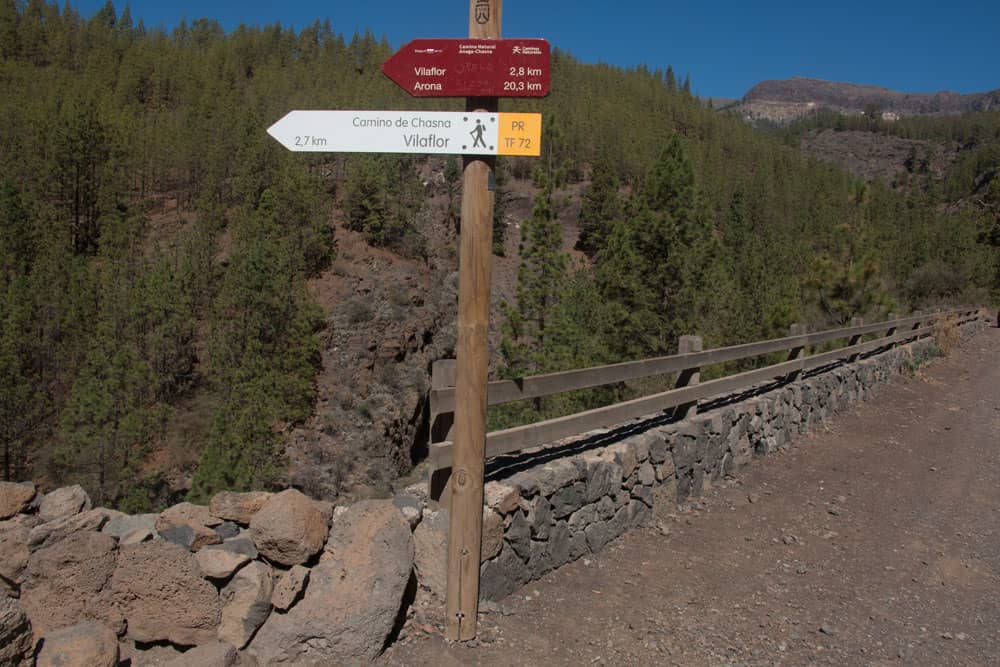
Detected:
left=482, top=509, right=505, bottom=561
left=218, top=561, right=273, bottom=649
left=35, top=621, right=118, bottom=667
left=0, top=597, right=32, bottom=666
left=110, top=540, right=221, bottom=646
left=247, top=500, right=414, bottom=664
left=101, top=513, right=157, bottom=540
left=118, top=641, right=185, bottom=665
left=37, top=485, right=91, bottom=523
left=195, top=547, right=251, bottom=581
left=27, top=508, right=108, bottom=551
left=391, top=494, right=422, bottom=529
left=157, top=502, right=222, bottom=529
left=412, top=506, right=501, bottom=598
left=204, top=535, right=258, bottom=560
left=271, top=565, right=309, bottom=612
left=0, top=482, right=35, bottom=521
left=249, top=489, right=328, bottom=566
left=156, top=503, right=222, bottom=552
left=20, top=531, right=118, bottom=638
left=119, top=528, right=154, bottom=546
left=162, top=641, right=237, bottom=667
left=412, top=508, right=448, bottom=597
left=209, top=491, right=272, bottom=525
left=0, top=521, right=30, bottom=593
left=484, top=481, right=521, bottom=515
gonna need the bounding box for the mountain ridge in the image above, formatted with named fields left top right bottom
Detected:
left=734, top=76, right=1000, bottom=123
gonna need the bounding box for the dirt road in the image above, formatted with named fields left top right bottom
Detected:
left=382, top=326, right=1000, bottom=666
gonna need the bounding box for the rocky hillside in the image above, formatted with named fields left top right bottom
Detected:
left=282, top=160, right=573, bottom=503
left=732, top=77, right=1000, bottom=123
left=799, top=129, right=961, bottom=185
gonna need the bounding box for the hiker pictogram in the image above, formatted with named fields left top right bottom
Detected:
left=470, top=119, right=487, bottom=148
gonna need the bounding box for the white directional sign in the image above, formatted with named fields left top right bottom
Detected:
left=266, top=110, right=541, bottom=156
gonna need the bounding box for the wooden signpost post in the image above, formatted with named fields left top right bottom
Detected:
left=446, top=0, right=500, bottom=642
left=268, top=0, right=545, bottom=641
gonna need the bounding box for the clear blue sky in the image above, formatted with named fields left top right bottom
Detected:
left=77, top=1, right=999, bottom=99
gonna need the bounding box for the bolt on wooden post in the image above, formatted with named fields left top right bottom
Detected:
left=445, top=0, right=502, bottom=642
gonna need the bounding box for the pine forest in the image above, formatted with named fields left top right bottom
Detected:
left=1, top=1, right=998, bottom=509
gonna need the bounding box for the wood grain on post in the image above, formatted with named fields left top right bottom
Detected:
left=445, top=0, right=502, bottom=642
left=428, top=359, right=456, bottom=502
left=675, top=335, right=703, bottom=419
left=848, top=316, right=863, bottom=361
left=884, top=312, right=898, bottom=348
left=786, top=323, right=807, bottom=381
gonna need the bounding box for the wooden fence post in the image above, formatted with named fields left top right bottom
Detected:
left=428, top=359, right=456, bottom=503
left=885, top=312, right=897, bottom=347
left=674, top=335, right=702, bottom=419
left=848, top=316, right=863, bottom=361
left=786, top=323, right=807, bottom=381
left=910, top=310, right=924, bottom=341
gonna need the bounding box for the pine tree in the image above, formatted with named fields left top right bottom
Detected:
left=492, top=158, right=510, bottom=255
left=344, top=155, right=423, bottom=254
left=444, top=156, right=461, bottom=234
left=118, top=4, right=133, bottom=33
left=187, top=367, right=284, bottom=501
left=271, top=165, right=333, bottom=277
left=51, top=100, right=113, bottom=255
left=576, top=151, right=621, bottom=257
left=57, top=341, right=159, bottom=506
left=94, top=1, right=117, bottom=29
left=0, top=277, right=45, bottom=481
left=0, top=180, right=33, bottom=283
left=595, top=206, right=664, bottom=359
left=0, top=0, right=18, bottom=60
left=536, top=114, right=572, bottom=187
left=139, top=259, right=196, bottom=400
left=597, top=134, right=711, bottom=357
left=189, top=189, right=322, bottom=500
left=500, top=179, right=568, bottom=377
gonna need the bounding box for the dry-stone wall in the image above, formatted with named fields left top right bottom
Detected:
left=0, top=316, right=987, bottom=664
left=469, top=317, right=990, bottom=600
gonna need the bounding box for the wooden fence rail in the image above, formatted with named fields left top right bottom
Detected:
left=428, top=307, right=982, bottom=497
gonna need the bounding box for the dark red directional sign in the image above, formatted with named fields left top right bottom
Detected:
left=382, top=38, right=550, bottom=98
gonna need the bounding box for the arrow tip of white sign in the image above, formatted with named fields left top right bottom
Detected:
left=266, top=111, right=294, bottom=142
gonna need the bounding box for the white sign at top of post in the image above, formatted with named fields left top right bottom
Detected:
left=266, top=110, right=541, bottom=156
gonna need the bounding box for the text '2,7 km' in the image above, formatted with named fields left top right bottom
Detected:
left=267, top=110, right=541, bottom=156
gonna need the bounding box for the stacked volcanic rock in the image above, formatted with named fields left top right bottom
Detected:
left=413, top=440, right=665, bottom=603
left=0, top=483, right=419, bottom=665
